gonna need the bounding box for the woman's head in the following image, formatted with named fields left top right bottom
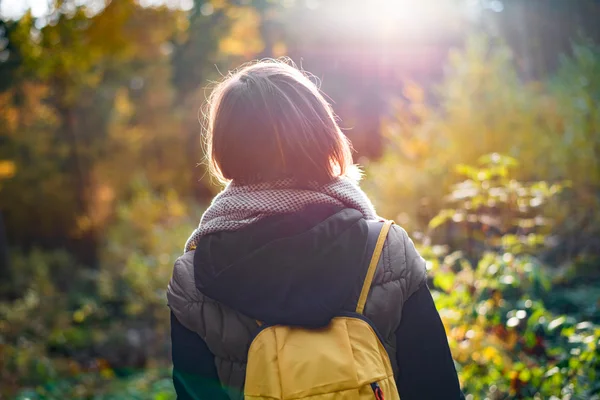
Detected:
left=205, top=59, right=353, bottom=185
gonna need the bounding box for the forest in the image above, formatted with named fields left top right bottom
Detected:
left=0, top=0, right=599, bottom=398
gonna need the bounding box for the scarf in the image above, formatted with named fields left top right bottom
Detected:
left=184, top=176, right=378, bottom=252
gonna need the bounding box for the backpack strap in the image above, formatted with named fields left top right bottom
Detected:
left=356, top=220, right=394, bottom=314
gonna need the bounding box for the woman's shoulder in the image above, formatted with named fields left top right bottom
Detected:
left=167, top=251, right=231, bottom=329
left=168, top=251, right=196, bottom=303
left=373, top=223, right=427, bottom=303
left=361, top=222, right=428, bottom=353
left=167, top=250, right=256, bottom=348
left=167, top=251, right=201, bottom=329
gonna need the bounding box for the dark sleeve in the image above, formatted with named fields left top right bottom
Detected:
left=395, top=284, right=465, bottom=400
left=171, top=312, right=230, bottom=400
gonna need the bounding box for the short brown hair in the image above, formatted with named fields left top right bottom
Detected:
left=204, top=59, right=353, bottom=185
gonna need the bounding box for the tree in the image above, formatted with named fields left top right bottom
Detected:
left=0, top=1, right=189, bottom=261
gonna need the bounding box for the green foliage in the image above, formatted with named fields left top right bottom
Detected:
left=0, top=183, right=196, bottom=399
left=12, top=369, right=175, bottom=400
left=427, top=153, right=566, bottom=258
left=427, top=248, right=600, bottom=398
left=418, top=160, right=600, bottom=399
left=99, top=178, right=195, bottom=320
left=367, top=35, right=600, bottom=263
left=0, top=248, right=91, bottom=396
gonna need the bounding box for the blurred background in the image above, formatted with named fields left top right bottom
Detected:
left=0, top=0, right=599, bottom=398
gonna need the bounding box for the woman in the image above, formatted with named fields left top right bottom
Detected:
left=167, top=60, right=463, bottom=399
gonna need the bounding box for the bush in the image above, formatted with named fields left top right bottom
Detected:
left=425, top=153, right=566, bottom=260
left=97, top=178, right=198, bottom=370
left=425, top=246, right=600, bottom=398
left=0, top=180, right=197, bottom=399
left=0, top=248, right=95, bottom=397
left=415, top=156, right=600, bottom=398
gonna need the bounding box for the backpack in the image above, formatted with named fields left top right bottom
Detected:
left=244, top=220, right=400, bottom=400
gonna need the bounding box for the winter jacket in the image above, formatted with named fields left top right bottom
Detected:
left=167, top=204, right=464, bottom=399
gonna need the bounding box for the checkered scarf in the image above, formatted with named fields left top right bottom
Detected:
left=184, top=176, right=378, bottom=252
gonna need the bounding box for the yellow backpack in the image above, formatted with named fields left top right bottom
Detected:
left=244, top=220, right=400, bottom=400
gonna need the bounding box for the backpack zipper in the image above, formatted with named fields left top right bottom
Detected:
left=370, top=382, right=385, bottom=400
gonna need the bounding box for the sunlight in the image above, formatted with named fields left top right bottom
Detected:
left=323, top=0, right=451, bottom=40
left=366, top=0, right=433, bottom=23
left=374, top=0, right=438, bottom=35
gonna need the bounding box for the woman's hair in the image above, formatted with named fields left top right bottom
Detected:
left=204, top=59, right=353, bottom=185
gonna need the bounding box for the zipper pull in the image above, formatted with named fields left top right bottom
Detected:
left=370, top=382, right=385, bottom=400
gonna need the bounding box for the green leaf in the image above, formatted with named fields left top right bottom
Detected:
left=433, top=271, right=456, bottom=292
left=455, top=164, right=478, bottom=179
left=525, top=331, right=536, bottom=347
left=548, top=316, right=566, bottom=331
left=154, top=391, right=172, bottom=400
left=519, top=369, right=532, bottom=382
left=429, top=209, right=455, bottom=230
